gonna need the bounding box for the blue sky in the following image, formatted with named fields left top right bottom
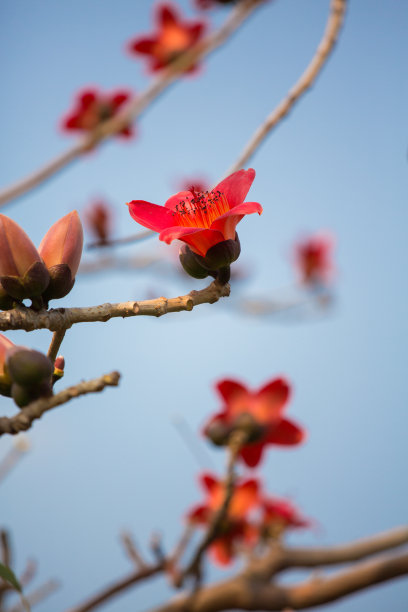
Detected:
left=1, top=1, right=407, bottom=611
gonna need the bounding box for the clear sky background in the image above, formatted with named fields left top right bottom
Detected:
left=1, top=1, right=407, bottom=611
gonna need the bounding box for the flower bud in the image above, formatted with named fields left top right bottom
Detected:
left=198, top=233, right=241, bottom=271
left=53, top=355, right=65, bottom=384
left=6, top=348, right=53, bottom=387
left=0, top=283, right=15, bottom=311
left=39, top=211, right=83, bottom=301
left=11, top=379, right=53, bottom=408
left=179, top=245, right=212, bottom=279
left=0, top=215, right=50, bottom=301
left=0, top=333, right=15, bottom=397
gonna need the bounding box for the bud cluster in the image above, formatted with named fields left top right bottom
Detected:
left=179, top=233, right=241, bottom=283
left=0, top=211, right=83, bottom=310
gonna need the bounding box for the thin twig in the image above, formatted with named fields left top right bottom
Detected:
left=86, top=230, right=154, bottom=250
left=47, top=329, right=66, bottom=364
left=0, top=0, right=267, bottom=208
left=0, top=280, right=230, bottom=332
left=0, top=437, right=30, bottom=483
left=5, top=579, right=60, bottom=612
left=225, top=0, right=347, bottom=177
left=120, top=532, right=147, bottom=570
left=0, top=371, right=120, bottom=437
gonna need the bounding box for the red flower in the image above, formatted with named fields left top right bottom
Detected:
left=187, top=472, right=259, bottom=565
left=204, top=377, right=305, bottom=468
left=260, top=496, right=311, bottom=534
left=84, top=200, right=114, bottom=244
left=295, top=233, right=334, bottom=285
left=128, top=3, right=206, bottom=73
left=62, top=89, right=134, bottom=138
left=128, top=169, right=262, bottom=258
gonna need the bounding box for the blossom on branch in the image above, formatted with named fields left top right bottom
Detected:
left=61, top=89, right=134, bottom=138
left=259, top=496, right=311, bottom=539
left=84, top=200, right=114, bottom=245
left=295, top=233, right=334, bottom=286
left=128, top=169, right=262, bottom=280
left=204, top=377, right=305, bottom=467
left=127, top=3, right=206, bottom=73
left=187, top=472, right=259, bottom=565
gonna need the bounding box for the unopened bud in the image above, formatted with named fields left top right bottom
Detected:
left=0, top=333, right=15, bottom=397
left=0, top=215, right=50, bottom=301
left=39, top=211, right=83, bottom=301
left=179, top=245, right=212, bottom=279
left=53, top=355, right=65, bottom=384
left=6, top=348, right=53, bottom=387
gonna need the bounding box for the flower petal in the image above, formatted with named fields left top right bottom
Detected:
left=239, top=442, right=265, bottom=468
left=158, top=226, right=225, bottom=257
left=215, top=379, right=248, bottom=404
left=252, top=377, right=291, bottom=423
left=127, top=200, right=175, bottom=232
left=210, top=537, right=234, bottom=566
left=229, top=479, right=259, bottom=518
left=210, top=201, right=263, bottom=240
left=158, top=3, right=179, bottom=28
left=213, top=169, right=256, bottom=210
left=200, top=472, right=218, bottom=494
left=164, top=191, right=193, bottom=210
left=266, top=418, right=306, bottom=446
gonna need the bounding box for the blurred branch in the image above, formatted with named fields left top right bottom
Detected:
left=0, top=0, right=267, bottom=208
left=0, top=280, right=230, bottom=332
left=225, top=0, right=347, bottom=177
left=86, top=230, right=155, bottom=250
left=5, top=579, right=60, bottom=612
left=0, top=438, right=30, bottom=484
left=0, top=371, right=120, bottom=437
left=65, top=563, right=164, bottom=612
left=120, top=532, right=148, bottom=571
left=79, top=254, right=160, bottom=275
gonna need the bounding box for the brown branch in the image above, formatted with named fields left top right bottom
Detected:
left=65, top=563, right=164, bottom=612
left=0, top=280, right=230, bottom=333
left=225, top=0, right=347, bottom=177
left=0, top=371, right=120, bottom=437
left=0, top=0, right=266, bottom=208
left=0, top=437, right=30, bottom=483
left=86, top=230, right=154, bottom=250
left=47, top=329, right=66, bottom=364
left=148, top=551, right=408, bottom=612
left=120, top=531, right=147, bottom=570
left=5, top=579, right=60, bottom=612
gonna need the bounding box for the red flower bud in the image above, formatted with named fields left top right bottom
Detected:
left=0, top=215, right=50, bottom=301
left=39, top=211, right=83, bottom=301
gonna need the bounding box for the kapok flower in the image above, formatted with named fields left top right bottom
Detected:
left=204, top=377, right=305, bottom=468
left=61, top=89, right=134, bottom=138
left=260, top=496, right=311, bottom=539
left=127, top=3, right=206, bottom=74
left=128, top=169, right=262, bottom=259
left=0, top=214, right=50, bottom=303
left=39, top=211, right=83, bottom=302
left=295, top=233, right=334, bottom=285
left=187, top=472, right=259, bottom=565
left=84, top=200, right=114, bottom=244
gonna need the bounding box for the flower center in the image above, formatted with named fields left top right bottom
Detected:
left=172, top=190, right=230, bottom=229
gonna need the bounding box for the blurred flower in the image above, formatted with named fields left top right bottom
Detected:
left=84, top=200, right=114, bottom=244
left=295, top=233, right=334, bottom=286
left=39, top=211, right=83, bottom=302
left=187, top=472, right=259, bottom=565
left=259, top=496, right=311, bottom=539
left=128, top=3, right=206, bottom=73
left=0, top=214, right=49, bottom=303
left=61, top=89, right=134, bottom=138
left=177, top=176, right=209, bottom=193
left=204, top=377, right=305, bottom=468
left=128, top=169, right=262, bottom=257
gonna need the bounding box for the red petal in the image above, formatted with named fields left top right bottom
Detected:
left=164, top=190, right=193, bottom=210
left=129, top=38, right=157, bottom=55
left=239, top=442, right=265, bottom=468
left=110, top=91, right=131, bottom=108
left=158, top=3, right=179, bottom=28
left=79, top=91, right=98, bottom=108
left=229, top=479, right=259, bottom=518
left=215, top=379, right=248, bottom=404
left=210, top=201, right=263, bottom=240
left=186, top=503, right=211, bottom=525
left=252, top=377, right=291, bottom=423
left=266, top=418, right=306, bottom=446
left=158, top=226, right=225, bottom=257
left=128, top=200, right=175, bottom=232
left=210, top=537, right=234, bottom=566
left=200, top=472, right=219, bottom=494
left=213, top=169, right=256, bottom=210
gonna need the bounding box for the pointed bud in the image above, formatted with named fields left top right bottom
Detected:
left=53, top=355, right=65, bottom=384
left=6, top=348, right=53, bottom=387
left=0, top=333, right=15, bottom=396
left=0, top=215, right=50, bottom=301
left=39, top=211, right=84, bottom=301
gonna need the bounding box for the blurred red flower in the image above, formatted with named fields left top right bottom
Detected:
left=187, top=472, right=259, bottom=565
left=128, top=3, right=206, bottom=73
left=295, top=233, right=334, bottom=285
left=128, top=169, right=262, bottom=257
left=260, top=496, right=311, bottom=537
left=204, top=377, right=305, bottom=468
left=61, top=89, right=134, bottom=138
left=84, top=200, right=114, bottom=244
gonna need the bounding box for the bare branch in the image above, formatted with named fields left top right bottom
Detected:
left=0, top=437, right=30, bottom=484
left=0, top=280, right=230, bottom=333
left=86, top=230, right=154, bottom=250
left=226, top=0, right=347, bottom=177
left=120, top=532, right=147, bottom=570
left=47, top=329, right=66, bottom=364
left=0, top=371, right=120, bottom=437
left=5, top=579, right=60, bottom=612
left=65, top=563, right=164, bottom=612
left=0, top=0, right=267, bottom=208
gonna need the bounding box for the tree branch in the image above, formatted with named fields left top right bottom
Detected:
left=0, top=371, right=120, bottom=437
left=0, top=280, right=230, bottom=332
left=225, top=0, right=347, bottom=177
left=0, top=0, right=267, bottom=208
